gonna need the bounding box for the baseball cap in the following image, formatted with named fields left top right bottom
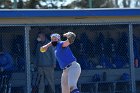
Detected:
left=50, top=33, right=61, bottom=40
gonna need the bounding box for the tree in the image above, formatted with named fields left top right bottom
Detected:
left=135, top=0, right=140, bottom=7
left=0, top=0, right=12, bottom=9
left=0, top=0, right=140, bottom=9
left=17, top=0, right=24, bottom=9
left=92, top=0, right=114, bottom=8
left=122, top=0, right=131, bottom=7
left=114, top=0, right=119, bottom=7
left=27, top=0, right=42, bottom=9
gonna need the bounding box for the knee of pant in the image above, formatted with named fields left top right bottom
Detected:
left=69, top=82, right=76, bottom=89
left=70, top=89, right=80, bottom=93
left=70, top=85, right=77, bottom=91
left=70, top=86, right=74, bottom=91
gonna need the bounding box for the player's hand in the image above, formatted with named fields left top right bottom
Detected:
left=40, top=42, right=52, bottom=53
left=40, top=46, right=47, bottom=53
left=63, top=33, right=68, bottom=37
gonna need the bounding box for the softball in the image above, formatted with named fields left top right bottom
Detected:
left=40, top=47, right=46, bottom=53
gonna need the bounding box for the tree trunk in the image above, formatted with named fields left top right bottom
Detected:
left=123, top=0, right=131, bottom=7
left=115, top=0, right=119, bottom=7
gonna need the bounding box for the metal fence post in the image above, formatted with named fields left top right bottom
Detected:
left=128, top=23, right=136, bottom=93
left=25, top=26, right=31, bottom=93
left=13, top=0, right=17, bottom=9
left=88, top=0, right=93, bottom=8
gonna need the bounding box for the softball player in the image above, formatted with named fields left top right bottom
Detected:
left=40, top=32, right=81, bottom=93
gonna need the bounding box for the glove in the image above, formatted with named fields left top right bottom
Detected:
left=66, top=32, right=76, bottom=44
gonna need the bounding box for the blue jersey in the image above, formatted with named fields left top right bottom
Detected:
left=55, top=41, right=76, bottom=69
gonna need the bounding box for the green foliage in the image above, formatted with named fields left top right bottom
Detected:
left=0, top=0, right=139, bottom=9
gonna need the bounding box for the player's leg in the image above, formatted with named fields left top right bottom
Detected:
left=38, top=67, right=45, bottom=93
left=44, top=67, right=55, bottom=93
left=61, top=69, right=70, bottom=93
left=68, top=62, right=81, bottom=93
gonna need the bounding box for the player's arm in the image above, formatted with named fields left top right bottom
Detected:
left=62, top=32, right=76, bottom=47
left=40, top=42, right=52, bottom=52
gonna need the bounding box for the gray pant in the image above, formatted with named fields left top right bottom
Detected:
left=37, top=67, right=55, bottom=93
left=61, top=61, right=81, bottom=93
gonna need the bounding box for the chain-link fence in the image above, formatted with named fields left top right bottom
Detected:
left=0, top=23, right=139, bottom=93
left=0, top=26, right=26, bottom=93
left=133, top=24, right=140, bottom=93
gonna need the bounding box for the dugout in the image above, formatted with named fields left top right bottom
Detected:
left=0, top=9, right=140, bottom=93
